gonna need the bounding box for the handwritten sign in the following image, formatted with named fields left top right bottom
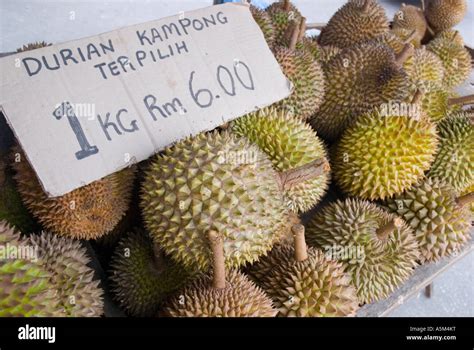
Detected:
left=0, top=3, right=291, bottom=197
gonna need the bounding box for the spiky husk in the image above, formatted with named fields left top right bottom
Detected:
left=319, top=0, right=389, bottom=48
left=28, top=232, right=104, bottom=316
left=141, top=131, right=288, bottom=271
left=460, top=183, right=474, bottom=215
left=296, top=37, right=321, bottom=61
left=109, top=231, right=190, bottom=316
left=11, top=147, right=135, bottom=240
left=250, top=5, right=276, bottom=48
left=306, top=199, right=419, bottom=304
left=427, top=37, right=471, bottom=89
left=392, top=4, right=427, bottom=44
left=310, top=42, right=410, bottom=141
left=246, top=244, right=359, bottom=316
left=408, top=83, right=457, bottom=123
left=162, top=269, right=277, bottom=317
left=386, top=178, right=472, bottom=263
left=425, top=0, right=467, bottom=33
left=370, top=31, right=406, bottom=54
left=428, top=112, right=474, bottom=193
left=0, top=159, right=38, bottom=233
left=231, top=108, right=329, bottom=213
left=0, top=220, right=62, bottom=316
left=318, top=45, right=341, bottom=66
left=265, top=0, right=302, bottom=47
left=16, top=41, right=51, bottom=52
left=332, top=110, right=438, bottom=200
left=273, top=47, right=325, bottom=121
left=403, top=48, right=445, bottom=91
left=435, top=29, right=464, bottom=46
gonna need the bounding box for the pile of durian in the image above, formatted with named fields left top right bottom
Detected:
left=1, top=0, right=473, bottom=317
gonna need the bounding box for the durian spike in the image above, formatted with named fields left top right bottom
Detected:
left=376, top=218, right=404, bottom=240
left=289, top=18, right=301, bottom=51
left=306, top=22, right=326, bottom=30
left=292, top=224, right=308, bottom=262
left=420, top=0, right=425, bottom=11
left=208, top=230, right=226, bottom=290
left=283, top=0, right=291, bottom=12
left=361, top=0, right=372, bottom=13
left=277, top=158, right=330, bottom=191
left=447, top=95, right=474, bottom=107
left=411, top=89, right=424, bottom=105
left=298, top=17, right=307, bottom=42
left=395, top=43, right=414, bottom=66
left=456, top=192, right=474, bottom=208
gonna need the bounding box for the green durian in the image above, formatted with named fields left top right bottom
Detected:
left=266, top=0, right=302, bottom=47
left=163, top=231, right=277, bottom=317
left=319, top=0, right=389, bottom=49
left=246, top=224, right=359, bottom=317
left=250, top=4, right=276, bottom=47
left=0, top=220, right=62, bottom=316
left=231, top=107, right=330, bottom=213
left=403, top=47, right=445, bottom=90
left=435, top=29, right=464, bottom=46
left=109, top=231, right=190, bottom=317
left=427, top=37, right=472, bottom=89
left=28, top=232, right=104, bottom=316
left=332, top=106, right=438, bottom=200
left=386, top=178, right=472, bottom=263
left=305, top=199, right=419, bottom=304
left=428, top=112, right=474, bottom=193
left=141, top=131, right=289, bottom=271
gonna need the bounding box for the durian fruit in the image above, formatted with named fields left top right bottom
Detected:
left=266, top=0, right=302, bottom=47
left=16, top=41, right=51, bottom=52
left=250, top=5, right=275, bottom=48
left=318, top=45, right=341, bottom=66
left=141, top=131, right=289, bottom=271
left=109, top=231, right=190, bottom=317
left=391, top=27, right=421, bottom=48
left=332, top=101, right=439, bottom=200
left=435, top=29, right=464, bottom=46
left=0, top=220, right=62, bottom=316
left=162, top=231, right=277, bottom=317
left=460, top=183, right=474, bottom=215
left=231, top=107, right=330, bottom=213
left=370, top=31, right=407, bottom=54
left=305, top=199, right=419, bottom=304
left=428, top=111, right=474, bottom=193
left=392, top=4, right=427, bottom=45
left=273, top=21, right=326, bottom=120
left=246, top=224, right=359, bottom=317
left=0, top=157, right=38, bottom=233
left=11, top=146, right=136, bottom=240
left=386, top=178, right=473, bottom=263
left=427, top=37, right=472, bottom=90
left=309, top=42, right=412, bottom=141
left=319, top=0, right=390, bottom=49
left=403, top=47, right=445, bottom=90
left=425, top=0, right=467, bottom=33
left=414, top=83, right=469, bottom=122
left=28, top=232, right=104, bottom=316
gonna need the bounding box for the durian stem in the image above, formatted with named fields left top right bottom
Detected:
left=306, top=22, right=326, bottom=30
left=395, top=43, right=414, bottom=66
left=420, top=0, right=425, bottom=11
left=376, top=218, right=403, bottom=240
left=361, top=0, right=371, bottom=13
left=411, top=89, right=424, bottom=105
left=277, top=158, right=330, bottom=191
left=208, top=230, right=226, bottom=290
left=292, top=224, right=308, bottom=262
left=456, top=192, right=474, bottom=208
left=289, top=19, right=301, bottom=51
left=283, top=0, right=290, bottom=12
left=298, top=17, right=307, bottom=42
left=447, top=95, right=474, bottom=107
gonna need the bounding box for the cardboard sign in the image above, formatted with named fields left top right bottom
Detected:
left=0, top=3, right=291, bottom=197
